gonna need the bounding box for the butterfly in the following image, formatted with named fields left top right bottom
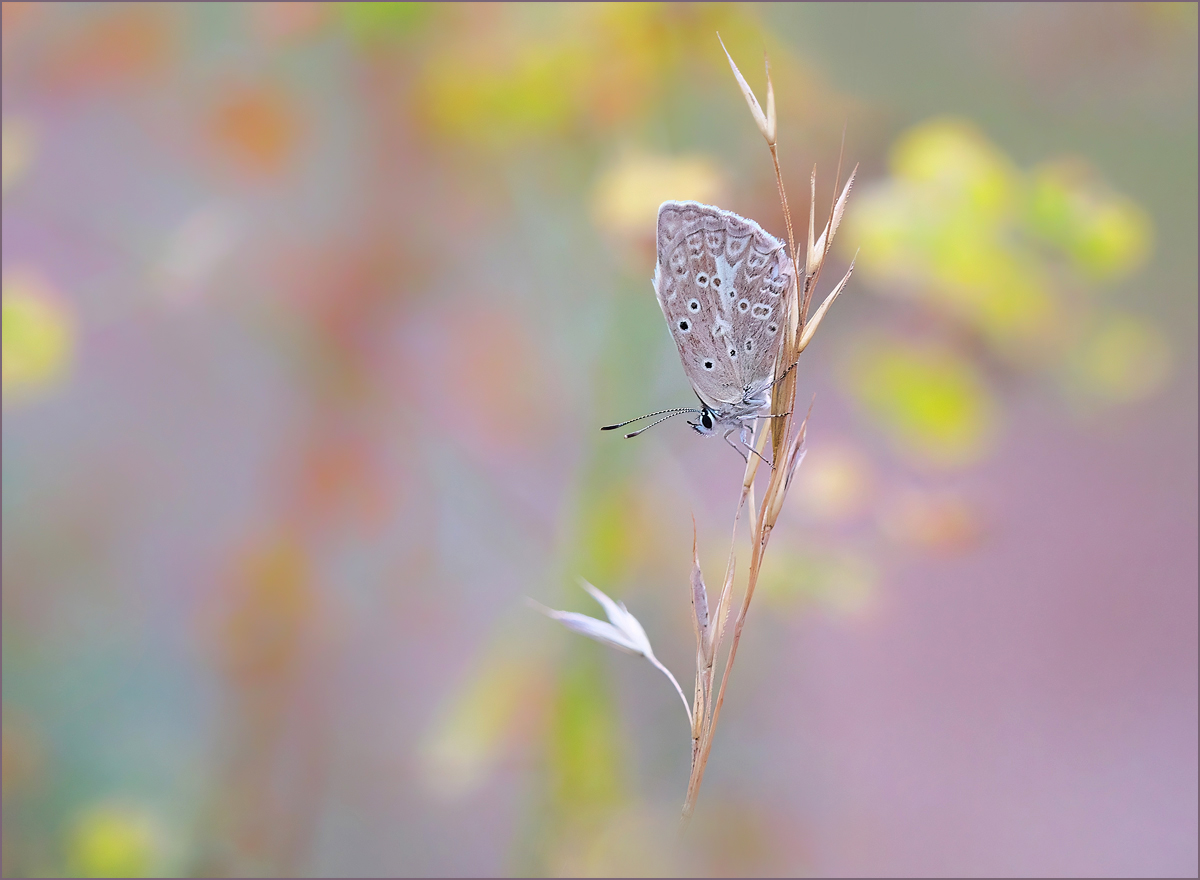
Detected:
left=602, top=201, right=794, bottom=460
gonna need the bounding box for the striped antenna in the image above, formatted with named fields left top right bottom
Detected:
left=600, top=407, right=701, bottom=439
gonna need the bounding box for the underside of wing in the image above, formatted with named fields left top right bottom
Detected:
left=654, top=202, right=793, bottom=409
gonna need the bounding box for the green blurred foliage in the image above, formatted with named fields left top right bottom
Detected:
left=414, top=4, right=777, bottom=151
left=847, top=119, right=1155, bottom=344
left=420, top=646, right=549, bottom=801
left=1026, top=160, right=1152, bottom=282
left=523, top=650, right=633, bottom=876
left=574, top=482, right=654, bottom=588
left=339, top=2, right=433, bottom=48
left=841, top=117, right=1167, bottom=464
left=418, top=5, right=654, bottom=150
left=548, top=654, right=625, bottom=815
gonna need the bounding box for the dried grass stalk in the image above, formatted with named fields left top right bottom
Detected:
left=680, top=37, right=856, bottom=825
left=532, top=35, right=857, bottom=832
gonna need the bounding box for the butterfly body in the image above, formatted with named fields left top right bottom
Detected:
left=653, top=201, right=794, bottom=447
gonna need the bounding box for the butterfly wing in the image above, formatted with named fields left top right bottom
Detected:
left=727, top=238, right=793, bottom=400
left=654, top=202, right=792, bottom=412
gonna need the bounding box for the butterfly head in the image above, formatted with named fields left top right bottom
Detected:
left=688, top=405, right=717, bottom=436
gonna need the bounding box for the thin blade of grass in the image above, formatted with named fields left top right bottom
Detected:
left=805, top=165, right=818, bottom=288
left=798, top=251, right=856, bottom=353
left=813, top=165, right=857, bottom=256
left=717, top=33, right=774, bottom=145
left=690, top=520, right=710, bottom=662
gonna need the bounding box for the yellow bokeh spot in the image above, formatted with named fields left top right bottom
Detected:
left=420, top=31, right=592, bottom=149
left=843, top=118, right=1155, bottom=385
left=756, top=548, right=877, bottom=616
left=848, top=183, right=927, bottom=284
left=843, top=340, right=997, bottom=468
left=1069, top=313, right=1171, bottom=402
left=794, top=443, right=874, bottom=523
left=548, top=806, right=683, bottom=877
left=591, top=154, right=727, bottom=237
left=216, top=534, right=319, bottom=686
left=2, top=117, right=36, bottom=191
left=2, top=270, right=75, bottom=404
left=68, top=803, right=161, bottom=878
left=878, top=488, right=983, bottom=556
left=970, top=265, right=1063, bottom=363
left=846, top=133, right=1060, bottom=361
left=421, top=649, right=547, bottom=800
left=575, top=482, right=654, bottom=586
left=549, top=655, right=624, bottom=813
left=1141, top=0, right=1199, bottom=29
left=1078, top=200, right=1152, bottom=279
left=889, top=117, right=1017, bottom=217
left=1027, top=160, right=1152, bottom=282
left=417, top=4, right=705, bottom=150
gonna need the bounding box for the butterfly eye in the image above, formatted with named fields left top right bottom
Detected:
left=701, top=411, right=713, bottom=430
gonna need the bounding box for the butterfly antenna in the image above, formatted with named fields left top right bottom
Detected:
left=600, top=408, right=700, bottom=432
left=619, top=412, right=696, bottom=439
left=624, top=412, right=700, bottom=439
left=766, top=357, right=799, bottom=393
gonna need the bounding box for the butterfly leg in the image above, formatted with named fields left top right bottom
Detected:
left=722, top=428, right=750, bottom=463
left=731, top=421, right=775, bottom=470
left=738, top=421, right=753, bottom=448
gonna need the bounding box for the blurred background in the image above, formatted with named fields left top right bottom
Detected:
left=2, top=3, right=1196, bottom=876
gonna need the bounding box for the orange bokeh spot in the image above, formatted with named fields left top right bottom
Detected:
left=441, top=308, right=558, bottom=456
left=291, top=431, right=392, bottom=533
left=209, top=86, right=301, bottom=178
left=39, top=6, right=170, bottom=95
left=214, top=535, right=320, bottom=690
left=2, top=2, right=39, bottom=37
